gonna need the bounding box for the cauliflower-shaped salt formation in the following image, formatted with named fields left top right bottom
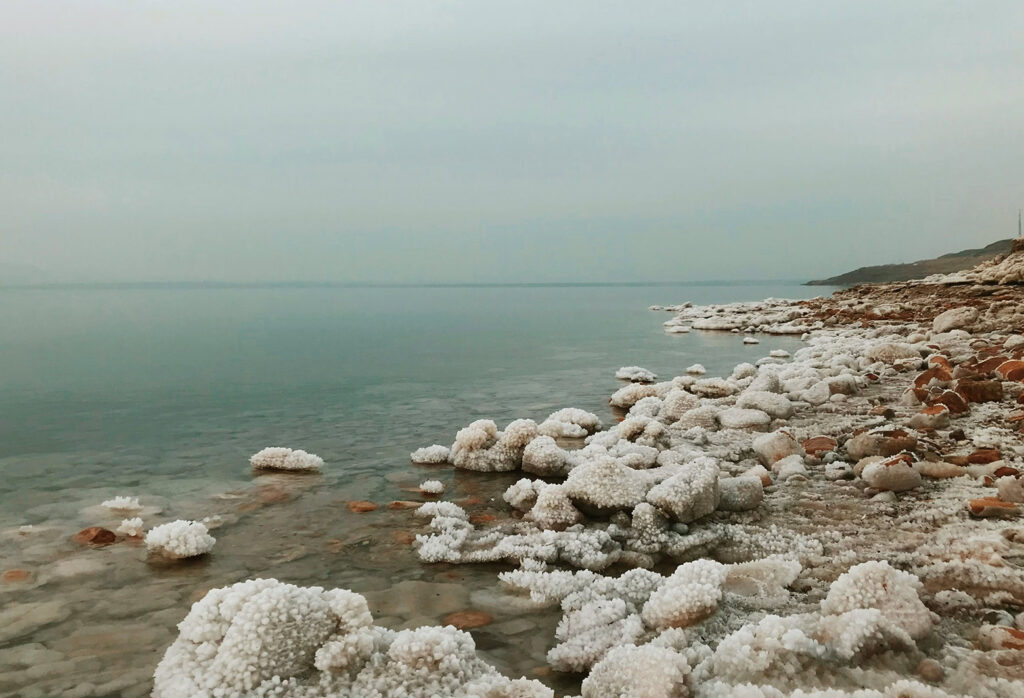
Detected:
left=145, top=520, right=216, bottom=559
left=686, top=363, right=706, bottom=375
left=101, top=496, right=141, bottom=512
left=616, top=366, right=658, bottom=383
left=250, top=446, right=324, bottom=472
left=564, top=454, right=648, bottom=516
left=642, top=559, right=729, bottom=629
left=116, top=517, right=144, bottom=537
left=537, top=408, right=602, bottom=438
left=659, top=389, right=701, bottom=423
left=527, top=485, right=582, bottom=531
left=581, top=644, right=690, bottom=697
left=522, top=435, right=577, bottom=477
left=645, top=457, right=720, bottom=523
left=450, top=419, right=538, bottom=472
left=610, top=382, right=661, bottom=408
left=820, top=561, right=933, bottom=640
left=411, top=444, right=451, bottom=464
left=419, top=480, right=445, bottom=494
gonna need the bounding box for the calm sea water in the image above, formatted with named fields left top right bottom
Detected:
left=0, top=282, right=836, bottom=695
left=0, top=283, right=828, bottom=526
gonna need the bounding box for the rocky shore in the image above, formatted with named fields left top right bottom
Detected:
left=7, top=247, right=1024, bottom=697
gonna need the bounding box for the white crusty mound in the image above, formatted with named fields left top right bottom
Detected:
left=250, top=447, right=324, bottom=472
left=450, top=418, right=540, bottom=472
left=410, top=444, right=451, bottom=464
left=538, top=408, right=602, bottom=438
left=101, top=495, right=141, bottom=512
left=145, top=520, right=216, bottom=559
left=820, top=560, right=933, bottom=640
left=116, top=517, right=144, bottom=537
left=419, top=480, right=445, bottom=494
left=615, top=366, right=658, bottom=383
left=152, top=578, right=553, bottom=698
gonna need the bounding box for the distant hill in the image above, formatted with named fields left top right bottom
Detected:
left=806, top=239, right=1015, bottom=286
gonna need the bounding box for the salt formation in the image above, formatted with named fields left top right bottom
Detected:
left=615, top=366, right=658, bottom=383
left=418, top=480, right=445, bottom=494
left=101, top=495, right=141, bottom=512
left=410, top=444, right=451, bottom=464
left=645, top=457, right=720, bottom=523
left=145, top=520, right=216, bottom=559
left=250, top=446, right=324, bottom=472
left=537, top=408, right=602, bottom=438
left=641, top=560, right=729, bottom=628
left=153, top=579, right=551, bottom=697
left=450, top=419, right=538, bottom=471
left=116, top=517, right=144, bottom=537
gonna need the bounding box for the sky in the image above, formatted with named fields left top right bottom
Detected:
left=1, top=1, right=1022, bottom=283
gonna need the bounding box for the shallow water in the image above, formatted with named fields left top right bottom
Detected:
left=0, top=283, right=830, bottom=696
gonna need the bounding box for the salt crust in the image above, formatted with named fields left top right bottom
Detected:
left=250, top=447, right=324, bottom=472
left=145, top=520, right=216, bottom=559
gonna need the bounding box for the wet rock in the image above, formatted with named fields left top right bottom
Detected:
left=1, top=569, right=31, bottom=584
left=71, top=527, right=116, bottom=546
left=927, top=390, right=970, bottom=415
left=802, top=436, right=837, bottom=456
left=0, top=601, right=71, bottom=644
left=442, top=610, right=493, bottom=629
left=347, top=501, right=378, bottom=513
left=967, top=448, right=1002, bottom=464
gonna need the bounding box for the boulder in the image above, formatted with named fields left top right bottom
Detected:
left=846, top=429, right=917, bottom=460
left=717, top=477, right=764, bottom=512
left=752, top=429, right=805, bottom=467
left=72, top=527, right=116, bottom=546
left=717, top=407, right=771, bottom=431
left=932, top=306, right=979, bottom=333
left=862, top=455, right=921, bottom=492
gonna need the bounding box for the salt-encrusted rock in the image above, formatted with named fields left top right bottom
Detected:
left=861, top=455, right=921, bottom=492
left=846, top=429, right=917, bottom=460
left=917, top=460, right=966, bottom=478
left=865, top=342, right=921, bottom=365
left=686, top=363, right=706, bottom=375
left=450, top=419, right=538, bottom=472
left=967, top=497, right=1019, bottom=518
left=503, top=478, right=545, bottom=511
left=419, top=480, right=445, bottom=494
left=410, top=445, right=451, bottom=464
left=145, top=520, right=215, bottom=559
left=718, top=476, right=764, bottom=512
left=537, top=408, right=602, bottom=438
left=736, top=390, right=795, bottom=419
left=609, top=383, right=660, bottom=409
left=101, top=496, right=142, bottom=512
left=153, top=579, right=551, bottom=697
left=997, top=474, right=1024, bottom=503
left=691, top=377, right=735, bottom=398
left=250, top=447, right=324, bottom=472
left=907, top=404, right=951, bottom=430
left=743, top=336, right=760, bottom=344
left=522, top=436, right=576, bottom=477
left=581, top=644, right=690, bottom=698
left=731, top=362, right=758, bottom=380
left=775, top=455, right=808, bottom=480
left=802, top=380, right=832, bottom=406
left=116, top=517, right=144, bottom=537
left=564, top=455, right=648, bottom=516
left=615, top=366, right=657, bottom=383
left=978, top=624, right=1024, bottom=651
left=627, top=396, right=664, bottom=419
left=642, top=559, right=728, bottom=629
left=72, top=527, right=116, bottom=546
left=645, top=457, right=719, bottom=523
left=527, top=485, right=583, bottom=531
left=752, top=428, right=805, bottom=467
left=821, top=560, right=933, bottom=640
left=717, top=407, right=771, bottom=431
left=933, top=306, right=979, bottom=333
left=742, top=463, right=772, bottom=486
left=658, top=389, right=701, bottom=423
left=748, top=370, right=783, bottom=393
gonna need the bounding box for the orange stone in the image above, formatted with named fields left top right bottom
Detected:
left=802, top=436, right=837, bottom=456
left=2, top=569, right=31, bottom=583
left=967, top=449, right=1002, bottom=464
left=968, top=498, right=1018, bottom=518
left=347, top=501, right=378, bottom=513
left=72, top=527, right=116, bottom=546
left=443, top=610, right=493, bottom=629
left=997, top=360, right=1024, bottom=380
left=469, top=513, right=496, bottom=525
left=392, top=531, right=415, bottom=545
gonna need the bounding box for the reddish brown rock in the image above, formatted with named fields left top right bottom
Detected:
left=2, top=569, right=31, bottom=584
left=915, top=367, right=952, bottom=389
left=255, top=484, right=292, bottom=504
left=802, top=436, right=838, bottom=456
left=994, top=466, right=1021, bottom=478
left=955, top=379, right=1003, bottom=404
left=968, top=498, right=1018, bottom=518
left=469, top=513, right=497, bottom=525
left=976, top=356, right=1010, bottom=375
left=928, top=390, right=970, bottom=415
left=927, top=356, right=952, bottom=371
left=72, top=527, right=116, bottom=546
left=392, top=531, right=415, bottom=545
left=443, top=610, right=493, bottom=629
left=968, top=449, right=1002, bottom=464
left=347, top=501, right=378, bottom=513
left=997, top=360, right=1024, bottom=381
left=979, top=625, right=1024, bottom=651
left=869, top=405, right=895, bottom=418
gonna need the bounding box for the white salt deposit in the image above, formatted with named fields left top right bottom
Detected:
left=101, top=496, right=141, bottom=512
left=250, top=446, right=324, bottom=472
left=418, top=480, right=445, bottom=494
left=410, top=444, right=451, bottom=464
left=144, top=520, right=216, bottom=559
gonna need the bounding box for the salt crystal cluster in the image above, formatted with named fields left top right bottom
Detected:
left=450, top=419, right=538, bottom=472
left=418, top=480, right=445, bottom=494
left=101, top=496, right=141, bottom=512
left=250, top=446, right=324, bottom=472
left=615, top=366, right=658, bottom=383
left=116, top=517, right=144, bottom=537
left=145, top=520, right=216, bottom=559
left=410, top=444, right=451, bottom=464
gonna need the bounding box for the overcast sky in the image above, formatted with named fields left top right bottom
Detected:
left=2, top=1, right=1022, bottom=283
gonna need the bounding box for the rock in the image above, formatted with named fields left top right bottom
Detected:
left=347, top=501, right=378, bottom=513
left=752, top=429, right=805, bottom=467
left=72, top=527, right=116, bottom=546
left=955, top=379, right=1003, bottom=403
left=1005, top=335, right=1024, bottom=351
left=717, top=477, right=763, bottom=512
left=917, top=658, right=944, bottom=683
left=997, top=475, right=1024, bottom=503
left=735, top=390, right=794, bottom=419
left=717, top=407, right=771, bottom=431
left=978, top=624, right=1024, bottom=650
left=741, top=464, right=772, bottom=486
left=997, top=360, right=1024, bottom=381
left=846, top=429, right=917, bottom=460
left=907, top=404, right=951, bottom=431
left=776, top=455, right=808, bottom=480
left=928, top=390, right=970, bottom=415
left=968, top=498, right=1019, bottom=518
left=825, top=462, right=854, bottom=480
left=933, top=306, right=979, bottom=333
left=865, top=342, right=921, bottom=365
left=967, top=448, right=1002, bottom=464
left=862, top=455, right=921, bottom=492
left=646, top=458, right=720, bottom=523
left=2, top=569, right=31, bottom=584
left=918, top=461, right=966, bottom=479
left=442, top=610, right=494, bottom=629
left=802, top=436, right=837, bottom=456
left=0, top=600, right=71, bottom=644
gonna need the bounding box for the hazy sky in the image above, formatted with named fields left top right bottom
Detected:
left=2, top=1, right=1022, bottom=283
